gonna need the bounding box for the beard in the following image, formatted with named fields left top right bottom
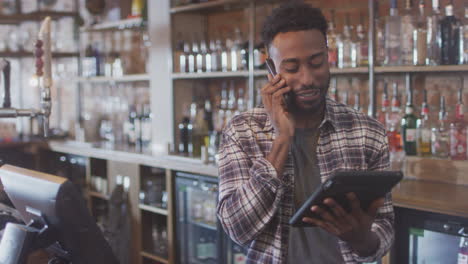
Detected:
left=290, top=74, right=331, bottom=115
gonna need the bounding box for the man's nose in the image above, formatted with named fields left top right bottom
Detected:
left=298, top=67, right=316, bottom=88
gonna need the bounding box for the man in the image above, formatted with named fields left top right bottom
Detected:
left=216, top=3, right=394, bottom=264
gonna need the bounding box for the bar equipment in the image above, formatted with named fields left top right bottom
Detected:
left=0, top=17, right=53, bottom=137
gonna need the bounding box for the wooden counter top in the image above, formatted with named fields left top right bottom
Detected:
left=393, top=179, right=468, bottom=218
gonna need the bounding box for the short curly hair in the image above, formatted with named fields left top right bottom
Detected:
left=261, top=2, right=328, bottom=50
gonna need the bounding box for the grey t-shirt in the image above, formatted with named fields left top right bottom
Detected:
left=287, top=128, right=344, bottom=264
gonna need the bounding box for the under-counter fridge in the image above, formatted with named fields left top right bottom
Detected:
left=175, top=172, right=247, bottom=264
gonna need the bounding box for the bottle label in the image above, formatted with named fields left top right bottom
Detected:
left=406, top=129, right=417, bottom=142
left=421, top=129, right=432, bottom=142
left=234, top=253, right=247, bottom=264
left=458, top=253, right=468, bottom=264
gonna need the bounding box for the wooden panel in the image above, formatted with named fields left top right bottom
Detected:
left=393, top=179, right=468, bottom=218
left=404, top=157, right=468, bottom=186
left=107, top=160, right=141, bottom=264
left=166, top=169, right=175, bottom=264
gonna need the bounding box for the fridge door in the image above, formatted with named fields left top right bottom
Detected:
left=175, top=172, right=222, bottom=264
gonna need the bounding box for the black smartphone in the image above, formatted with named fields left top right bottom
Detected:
left=265, top=58, right=293, bottom=109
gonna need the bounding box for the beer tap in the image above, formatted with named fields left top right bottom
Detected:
left=0, top=17, right=52, bottom=137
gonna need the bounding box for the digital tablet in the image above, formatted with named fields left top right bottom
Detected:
left=289, top=170, right=403, bottom=227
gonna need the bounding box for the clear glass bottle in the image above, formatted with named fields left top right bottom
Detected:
left=353, top=92, right=361, bottom=112
left=387, top=83, right=403, bottom=153
left=378, top=82, right=390, bottom=126
left=385, top=0, right=402, bottom=66
left=401, top=0, right=415, bottom=66
left=231, top=28, right=246, bottom=72
left=338, top=14, right=354, bottom=68
left=431, top=96, right=450, bottom=158
left=234, top=87, right=246, bottom=116
left=221, top=34, right=230, bottom=72
left=427, top=0, right=442, bottom=65
left=440, top=0, right=461, bottom=65
left=196, top=36, right=206, bottom=73
left=188, top=35, right=196, bottom=73
left=414, top=0, right=427, bottom=66
left=458, top=236, right=468, bottom=264
left=329, top=78, right=339, bottom=102
left=401, top=90, right=418, bottom=156
left=327, top=10, right=339, bottom=68
left=450, top=88, right=467, bottom=160
left=462, top=6, right=468, bottom=64
left=357, top=14, right=369, bottom=67
left=416, top=89, right=432, bottom=157
left=209, top=37, right=218, bottom=72
left=174, top=34, right=185, bottom=73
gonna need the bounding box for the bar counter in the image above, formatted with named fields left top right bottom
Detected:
left=45, top=140, right=468, bottom=219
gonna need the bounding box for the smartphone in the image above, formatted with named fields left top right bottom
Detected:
left=265, top=58, right=293, bottom=109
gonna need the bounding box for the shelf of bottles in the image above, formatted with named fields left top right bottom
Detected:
left=141, top=212, right=169, bottom=262
left=80, top=17, right=145, bottom=32
left=76, top=74, right=150, bottom=83
left=170, top=0, right=244, bottom=14
left=141, top=251, right=169, bottom=264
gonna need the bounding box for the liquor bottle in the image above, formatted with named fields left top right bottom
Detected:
left=178, top=116, right=190, bottom=155
left=188, top=101, right=198, bottom=157
left=204, top=38, right=212, bottom=72
left=338, top=14, right=354, bottom=68
left=213, top=34, right=223, bottom=72
left=83, top=43, right=96, bottom=77
left=401, top=0, right=415, bottom=66
left=387, top=83, right=403, bottom=153
left=188, top=36, right=196, bottom=73
left=253, top=42, right=266, bottom=70
left=195, top=36, right=205, bottom=73
left=124, top=105, right=138, bottom=146
left=327, top=10, right=339, bottom=68
left=375, top=0, right=386, bottom=66
left=414, top=0, right=427, bottom=66
left=225, top=81, right=236, bottom=123
left=231, top=28, right=246, bottom=72
left=458, top=236, right=468, bottom=264
left=385, top=0, right=402, bottom=66
left=431, top=96, right=450, bottom=158
left=141, top=103, right=152, bottom=149
left=330, top=78, right=339, bottom=101
left=416, top=89, right=432, bottom=156
left=440, top=0, right=461, bottom=65
left=353, top=92, right=361, bottom=111
left=342, top=90, right=349, bottom=106
left=221, top=34, right=230, bottom=72
left=204, top=99, right=214, bottom=135
left=234, top=87, right=246, bottom=116
left=214, top=82, right=228, bottom=132
left=377, top=82, right=390, bottom=126
left=357, top=14, right=369, bottom=67
left=209, top=38, right=218, bottom=72
left=174, top=33, right=184, bottom=73
left=401, top=89, right=418, bottom=156
left=450, top=88, right=467, bottom=160
left=427, top=0, right=442, bottom=65
left=462, top=6, right=468, bottom=64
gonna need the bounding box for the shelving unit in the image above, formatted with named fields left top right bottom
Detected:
left=76, top=74, right=151, bottom=83
left=139, top=204, right=168, bottom=216
left=0, top=51, right=79, bottom=58
left=170, top=0, right=242, bottom=14
left=80, top=17, right=144, bottom=32
left=141, top=251, right=169, bottom=264
left=0, top=11, right=78, bottom=24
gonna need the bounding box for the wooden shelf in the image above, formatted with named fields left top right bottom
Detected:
left=140, top=251, right=169, bottom=264
left=0, top=51, right=78, bottom=58
left=80, top=18, right=145, bottom=32
left=172, top=71, right=249, bottom=79
left=189, top=219, right=217, bottom=231
left=170, top=0, right=242, bottom=14
left=375, top=64, right=468, bottom=73
left=0, top=11, right=78, bottom=24
left=139, top=204, right=168, bottom=216
left=76, top=74, right=150, bottom=83
left=87, top=191, right=110, bottom=201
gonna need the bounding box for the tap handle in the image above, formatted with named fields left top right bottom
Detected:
left=1, top=59, right=11, bottom=108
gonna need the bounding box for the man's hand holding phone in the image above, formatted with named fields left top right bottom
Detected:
left=261, top=71, right=295, bottom=140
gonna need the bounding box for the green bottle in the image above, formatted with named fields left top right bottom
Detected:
left=401, top=88, right=418, bottom=155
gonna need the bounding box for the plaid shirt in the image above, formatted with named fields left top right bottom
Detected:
left=217, top=98, right=394, bottom=264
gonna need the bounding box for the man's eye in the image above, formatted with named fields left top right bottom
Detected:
left=310, top=56, right=324, bottom=67
left=284, top=67, right=298, bottom=72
